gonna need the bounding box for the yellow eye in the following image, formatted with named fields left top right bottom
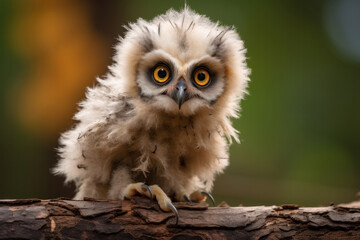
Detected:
left=194, top=68, right=211, bottom=87
left=153, top=65, right=170, bottom=84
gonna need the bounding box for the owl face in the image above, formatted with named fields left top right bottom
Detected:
left=136, top=48, right=226, bottom=115
left=113, top=7, right=249, bottom=117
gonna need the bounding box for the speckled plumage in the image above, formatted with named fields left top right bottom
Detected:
left=53, top=7, right=250, bottom=205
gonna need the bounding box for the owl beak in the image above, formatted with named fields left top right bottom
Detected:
left=173, top=79, right=188, bottom=109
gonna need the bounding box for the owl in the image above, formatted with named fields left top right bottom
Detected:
left=53, top=7, right=250, bottom=223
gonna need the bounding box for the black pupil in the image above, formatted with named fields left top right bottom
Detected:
left=197, top=72, right=206, bottom=81
left=158, top=68, right=167, bottom=79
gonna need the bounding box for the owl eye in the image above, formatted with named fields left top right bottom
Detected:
left=193, top=68, right=211, bottom=87
left=153, top=65, right=170, bottom=84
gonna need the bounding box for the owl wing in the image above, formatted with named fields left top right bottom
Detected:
left=53, top=82, right=136, bottom=187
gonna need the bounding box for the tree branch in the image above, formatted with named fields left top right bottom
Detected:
left=0, top=197, right=359, bottom=239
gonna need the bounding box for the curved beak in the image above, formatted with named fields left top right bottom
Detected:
left=171, top=79, right=188, bottom=109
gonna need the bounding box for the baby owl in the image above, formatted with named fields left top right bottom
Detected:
left=54, top=7, right=250, bottom=223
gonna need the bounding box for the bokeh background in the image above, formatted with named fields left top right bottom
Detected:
left=0, top=0, right=359, bottom=206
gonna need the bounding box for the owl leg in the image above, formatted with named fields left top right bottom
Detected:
left=123, top=183, right=179, bottom=225
left=74, top=178, right=109, bottom=200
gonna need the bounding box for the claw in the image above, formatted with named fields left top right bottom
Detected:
left=201, top=191, right=215, bottom=206
left=167, top=202, right=179, bottom=225
left=184, top=195, right=192, bottom=203
left=141, top=184, right=152, bottom=199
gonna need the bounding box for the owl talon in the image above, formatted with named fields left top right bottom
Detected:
left=136, top=184, right=178, bottom=224
left=141, top=184, right=152, bottom=199
left=184, top=195, right=192, bottom=203
left=167, top=202, right=179, bottom=225
left=184, top=191, right=215, bottom=206
left=201, top=191, right=215, bottom=206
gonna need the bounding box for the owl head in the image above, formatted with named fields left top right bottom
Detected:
left=110, top=7, right=249, bottom=118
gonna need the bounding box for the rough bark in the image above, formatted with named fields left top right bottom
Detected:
left=0, top=197, right=359, bottom=239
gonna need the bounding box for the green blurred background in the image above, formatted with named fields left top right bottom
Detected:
left=0, top=0, right=359, bottom=206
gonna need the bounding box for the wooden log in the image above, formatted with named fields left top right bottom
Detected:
left=0, top=197, right=359, bottom=239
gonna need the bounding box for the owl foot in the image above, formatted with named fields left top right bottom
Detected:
left=123, top=182, right=153, bottom=199
left=184, top=190, right=215, bottom=206
left=123, top=183, right=179, bottom=225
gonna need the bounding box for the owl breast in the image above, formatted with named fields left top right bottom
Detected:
left=119, top=109, right=226, bottom=195
left=133, top=114, right=198, bottom=173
